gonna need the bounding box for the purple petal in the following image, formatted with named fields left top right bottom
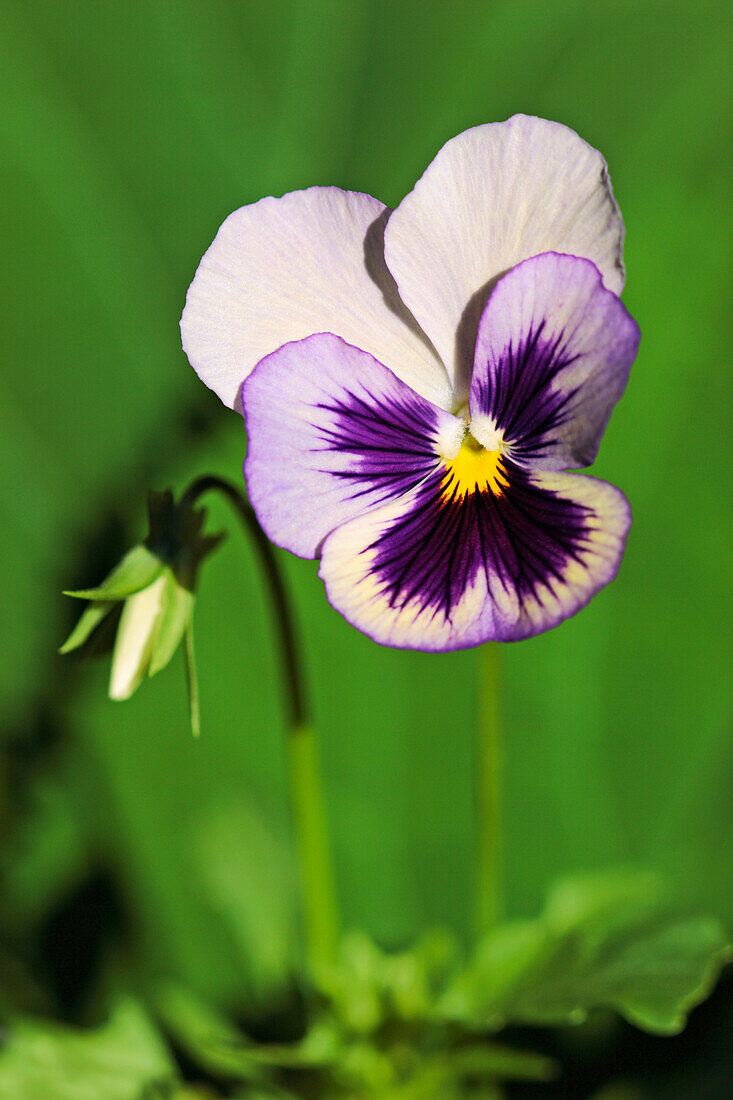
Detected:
left=469, top=253, right=640, bottom=470
left=319, top=461, right=631, bottom=650
left=242, top=333, right=464, bottom=559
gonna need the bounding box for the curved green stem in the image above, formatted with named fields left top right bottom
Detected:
left=181, top=475, right=305, bottom=727
left=475, top=642, right=504, bottom=937
left=181, top=475, right=339, bottom=975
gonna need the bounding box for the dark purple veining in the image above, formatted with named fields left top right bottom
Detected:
left=369, top=460, right=592, bottom=623
left=472, top=321, right=581, bottom=463
left=312, top=386, right=442, bottom=505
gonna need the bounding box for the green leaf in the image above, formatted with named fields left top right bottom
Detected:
left=64, top=543, right=163, bottom=601
left=152, top=984, right=336, bottom=1081
left=448, top=1042, right=557, bottom=1082
left=443, top=871, right=731, bottom=1036
left=0, top=998, right=177, bottom=1100
left=543, top=869, right=664, bottom=935
left=151, top=983, right=266, bottom=1082
left=573, top=915, right=731, bottom=1035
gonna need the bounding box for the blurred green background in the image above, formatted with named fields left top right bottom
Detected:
left=1, top=0, right=731, bottom=1095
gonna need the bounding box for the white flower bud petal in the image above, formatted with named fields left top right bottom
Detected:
left=109, top=575, right=168, bottom=701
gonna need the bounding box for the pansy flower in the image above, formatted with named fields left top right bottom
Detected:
left=181, top=115, right=639, bottom=650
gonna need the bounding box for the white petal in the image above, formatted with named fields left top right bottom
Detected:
left=384, top=116, right=626, bottom=398
left=109, top=575, right=168, bottom=700
left=181, top=187, right=452, bottom=410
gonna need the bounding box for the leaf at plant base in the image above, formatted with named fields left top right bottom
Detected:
left=572, top=914, right=731, bottom=1035
left=153, top=983, right=337, bottom=1081
left=366, top=1042, right=554, bottom=1100
left=0, top=998, right=177, bottom=1100
left=152, top=983, right=266, bottom=1082
left=64, top=543, right=164, bottom=601
left=439, top=919, right=549, bottom=1026
left=443, top=870, right=731, bottom=1036
left=449, top=1042, right=557, bottom=1082
left=543, top=869, right=664, bottom=936
left=381, top=927, right=457, bottom=1022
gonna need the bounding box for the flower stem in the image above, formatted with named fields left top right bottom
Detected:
left=181, top=475, right=339, bottom=975
left=286, top=723, right=339, bottom=978
left=474, top=642, right=504, bottom=938
left=181, top=475, right=305, bottom=727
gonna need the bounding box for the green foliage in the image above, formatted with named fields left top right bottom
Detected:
left=152, top=943, right=558, bottom=1096
left=442, top=872, right=731, bottom=1036
left=0, top=999, right=178, bottom=1100
left=0, top=870, right=727, bottom=1097
left=149, top=872, right=728, bottom=1096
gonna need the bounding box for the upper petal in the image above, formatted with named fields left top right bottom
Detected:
left=181, top=187, right=452, bottom=410
left=469, top=253, right=640, bottom=470
left=242, top=332, right=464, bottom=559
left=384, top=116, right=626, bottom=398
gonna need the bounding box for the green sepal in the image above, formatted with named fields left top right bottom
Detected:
left=183, top=620, right=200, bottom=738
left=58, top=599, right=116, bottom=654
left=148, top=571, right=195, bottom=677
left=145, top=488, right=225, bottom=589
left=64, top=543, right=163, bottom=601
left=442, top=870, right=731, bottom=1036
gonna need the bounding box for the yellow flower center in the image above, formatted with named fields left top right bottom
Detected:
left=441, top=432, right=508, bottom=502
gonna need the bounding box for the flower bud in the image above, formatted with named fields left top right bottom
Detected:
left=61, top=490, right=222, bottom=718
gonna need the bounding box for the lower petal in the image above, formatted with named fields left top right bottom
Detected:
left=242, top=332, right=463, bottom=559
left=319, top=467, right=630, bottom=650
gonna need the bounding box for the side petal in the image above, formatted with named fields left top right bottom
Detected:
left=469, top=253, right=640, bottom=469
left=242, top=333, right=464, bottom=559
left=181, top=187, right=452, bottom=410
left=384, top=116, right=626, bottom=398
left=319, top=466, right=630, bottom=650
